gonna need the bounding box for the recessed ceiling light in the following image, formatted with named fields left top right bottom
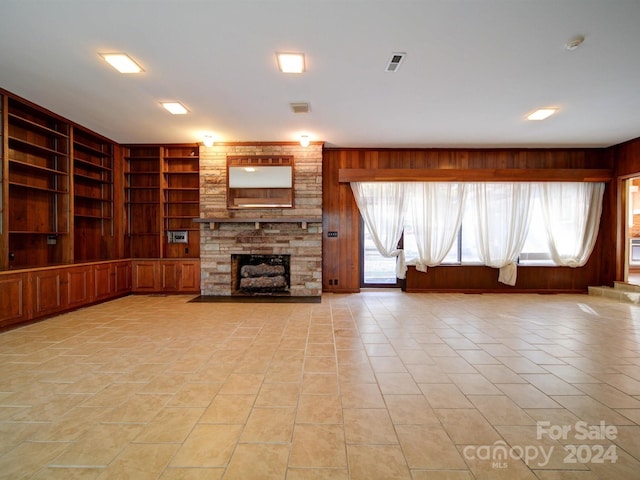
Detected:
left=276, top=52, right=305, bottom=73
left=161, top=102, right=189, bottom=115
left=527, top=108, right=557, bottom=121
left=100, top=53, right=143, bottom=73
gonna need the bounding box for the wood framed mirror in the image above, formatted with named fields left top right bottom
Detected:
left=227, top=155, right=294, bottom=208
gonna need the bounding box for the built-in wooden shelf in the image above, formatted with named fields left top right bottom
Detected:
left=194, top=217, right=322, bottom=230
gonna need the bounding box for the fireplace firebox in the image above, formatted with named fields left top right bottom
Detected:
left=231, top=254, right=291, bottom=295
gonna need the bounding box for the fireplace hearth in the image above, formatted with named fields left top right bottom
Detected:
left=231, top=254, right=290, bottom=295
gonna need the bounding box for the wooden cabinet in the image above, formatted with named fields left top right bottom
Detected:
left=5, top=96, right=71, bottom=269
left=124, top=146, right=162, bottom=258
left=0, top=272, right=29, bottom=328
left=131, top=259, right=200, bottom=293
left=72, top=128, right=115, bottom=262
left=0, top=260, right=132, bottom=329
left=163, top=146, right=200, bottom=258
left=124, top=144, right=200, bottom=260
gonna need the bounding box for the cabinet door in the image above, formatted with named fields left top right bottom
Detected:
left=114, top=261, right=131, bottom=294
left=161, top=261, right=180, bottom=291
left=94, top=263, right=114, bottom=300
left=32, top=269, right=65, bottom=316
left=131, top=261, right=158, bottom=292
left=0, top=273, right=30, bottom=327
left=66, top=266, right=92, bottom=308
left=179, top=260, right=200, bottom=292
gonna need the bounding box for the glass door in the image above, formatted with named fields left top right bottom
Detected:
left=361, top=221, right=401, bottom=287
left=627, top=178, right=640, bottom=285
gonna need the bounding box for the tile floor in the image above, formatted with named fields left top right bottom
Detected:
left=1, top=291, right=640, bottom=479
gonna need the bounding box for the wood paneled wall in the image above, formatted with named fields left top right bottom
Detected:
left=322, top=148, right=615, bottom=293
left=611, top=136, right=640, bottom=280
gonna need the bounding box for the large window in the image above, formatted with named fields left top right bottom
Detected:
left=397, top=185, right=562, bottom=267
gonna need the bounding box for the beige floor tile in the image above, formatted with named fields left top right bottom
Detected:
left=468, top=395, right=536, bottom=426
left=96, top=443, right=178, bottom=480
left=376, top=372, right=421, bottom=394
left=384, top=394, right=439, bottom=425
left=223, top=443, right=289, bottom=479
left=343, top=408, right=398, bottom=444
left=347, top=445, right=411, bottom=480
left=2, top=292, right=640, bottom=479
left=304, top=356, right=338, bottom=374
left=297, top=395, right=343, bottom=424
left=31, top=467, right=105, bottom=480
left=301, top=373, right=339, bottom=395
left=531, top=472, right=599, bottom=480
left=217, top=373, right=263, bottom=395
left=369, top=356, right=407, bottom=373
left=419, top=383, right=474, bottom=408
left=448, top=373, right=503, bottom=395
left=199, top=394, right=255, bottom=424
left=0, top=442, right=69, bottom=480
left=435, top=408, right=502, bottom=444
left=396, top=424, right=467, bottom=468
left=170, top=424, right=242, bottom=467
left=101, top=393, right=170, bottom=423
left=255, top=382, right=300, bottom=407
left=240, top=406, right=295, bottom=443
left=475, top=364, right=527, bottom=384
left=51, top=423, right=142, bottom=467
left=497, top=384, right=562, bottom=409
left=166, top=383, right=221, bottom=407
left=410, top=470, right=474, bottom=480
left=158, top=467, right=224, bottom=479
left=520, top=374, right=584, bottom=396
left=406, top=364, right=451, bottom=383
left=286, top=468, right=349, bottom=479
left=289, top=424, right=347, bottom=468
left=574, top=383, right=640, bottom=409
left=551, top=395, right=636, bottom=425
left=337, top=363, right=377, bottom=384
left=340, top=383, right=385, bottom=408
left=134, top=407, right=204, bottom=443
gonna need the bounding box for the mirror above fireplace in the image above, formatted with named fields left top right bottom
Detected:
left=227, top=155, right=294, bottom=208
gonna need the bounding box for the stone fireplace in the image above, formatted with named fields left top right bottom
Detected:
left=198, top=143, right=323, bottom=297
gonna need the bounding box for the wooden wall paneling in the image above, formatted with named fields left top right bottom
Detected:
left=324, top=147, right=614, bottom=293
left=612, top=137, right=640, bottom=281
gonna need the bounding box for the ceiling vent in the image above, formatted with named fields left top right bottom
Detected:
left=385, top=52, right=406, bottom=72
left=290, top=102, right=310, bottom=114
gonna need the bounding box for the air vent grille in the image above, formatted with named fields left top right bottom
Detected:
left=385, top=52, right=406, bottom=72
left=290, top=102, right=310, bottom=114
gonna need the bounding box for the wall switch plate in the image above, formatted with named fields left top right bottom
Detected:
left=47, top=235, right=57, bottom=245
left=327, top=231, right=338, bottom=237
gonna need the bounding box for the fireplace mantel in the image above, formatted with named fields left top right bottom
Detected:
left=194, top=217, right=321, bottom=230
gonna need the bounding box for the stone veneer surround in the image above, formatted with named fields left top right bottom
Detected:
left=199, top=144, right=323, bottom=296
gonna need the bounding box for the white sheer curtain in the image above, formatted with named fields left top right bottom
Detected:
left=538, top=182, right=605, bottom=267
left=408, top=182, right=466, bottom=272
left=351, top=182, right=408, bottom=279
left=469, top=183, right=533, bottom=286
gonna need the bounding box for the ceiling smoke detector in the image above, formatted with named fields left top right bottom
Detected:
left=385, top=52, right=406, bottom=72
left=290, top=102, right=310, bottom=114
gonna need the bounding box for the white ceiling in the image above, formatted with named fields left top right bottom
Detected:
left=1, top=0, right=639, bottom=148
